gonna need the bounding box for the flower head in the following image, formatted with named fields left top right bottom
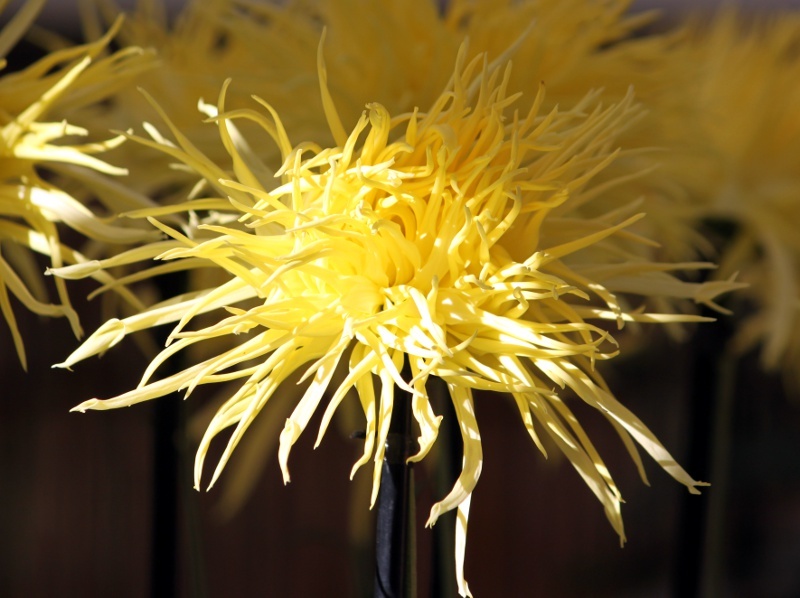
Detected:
left=225, top=0, right=663, bottom=112
left=54, top=41, right=733, bottom=594
left=0, top=0, right=156, bottom=368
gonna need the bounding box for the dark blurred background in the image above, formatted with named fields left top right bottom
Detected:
left=3, top=284, right=800, bottom=597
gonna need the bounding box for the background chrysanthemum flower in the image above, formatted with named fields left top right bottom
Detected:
left=652, top=9, right=800, bottom=387
left=70, top=0, right=303, bottom=201
left=72, top=1, right=677, bottom=209
left=0, top=0, right=158, bottom=368
left=54, top=44, right=738, bottom=594
left=216, top=0, right=662, bottom=116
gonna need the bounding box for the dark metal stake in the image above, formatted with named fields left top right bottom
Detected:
left=151, top=396, right=180, bottom=598
left=150, top=273, right=189, bottom=598
left=672, top=307, right=733, bottom=598
left=374, top=365, right=417, bottom=598
left=429, top=376, right=459, bottom=598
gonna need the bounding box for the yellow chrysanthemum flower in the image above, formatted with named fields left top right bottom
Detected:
left=658, top=10, right=800, bottom=386
left=54, top=44, right=730, bottom=594
left=66, top=0, right=737, bottom=514
left=0, top=0, right=157, bottom=368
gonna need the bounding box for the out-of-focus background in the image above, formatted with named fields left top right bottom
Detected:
left=2, top=1, right=800, bottom=597
left=6, top=0, right=800, bottom=35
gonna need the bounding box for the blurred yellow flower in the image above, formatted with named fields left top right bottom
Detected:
left=660, top=10, right=800, bottom=385
left=74, top=0, right=296, bottom=200
left=55, top=43, right=732, bottom=594
left=0, top=0, right=156, bottom=368
left=72, top=0, right=668, bottom=198
left=222, top=0, right=664, bottom=116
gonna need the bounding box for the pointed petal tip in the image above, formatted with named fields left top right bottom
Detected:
left=425, top=506, right=442, bottom=529
left=70, top=399, right=99, bottom=413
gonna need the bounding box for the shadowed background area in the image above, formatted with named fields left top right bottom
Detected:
left=3, top=283, right=800, bottom=597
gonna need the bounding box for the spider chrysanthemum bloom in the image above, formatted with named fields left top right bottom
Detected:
left=38, top=2, right=724, bottom=526
left=658, top=10, right=800, bottom=387
left=55, top=45, right=724, bottom=594
left=0, top=0, right=157, bottom=368
left=196, top=0, right=675, bottom=146
left=224, top=0, right=665, bottom=106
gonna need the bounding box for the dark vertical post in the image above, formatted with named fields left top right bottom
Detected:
left=374, top=363, right=417, bottom=598
left=429, top=376, right=459, bottom=598
left=700, top=351, right=737, bottom=598
left=151, top=397, right=180, bottom=598
left=150, top=272, right=188, bottom=598
left=672, top=307, right=733, bottom=598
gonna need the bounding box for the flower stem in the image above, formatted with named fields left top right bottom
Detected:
left=151, top=395, right=180, bottom=598
left=150, top=272, right=199, bottom=597
left=700, top=348, right=737, bottom=598
left=673, top=308, right=734, bottom=597
left=429, top=376, right=459, bottom=598
left=374, top=361, right=417, bottom=598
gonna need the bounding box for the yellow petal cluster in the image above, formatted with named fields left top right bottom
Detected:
left=57, top=43, right=725, bottom=594
left=0, top=0, right=157, bottom=368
